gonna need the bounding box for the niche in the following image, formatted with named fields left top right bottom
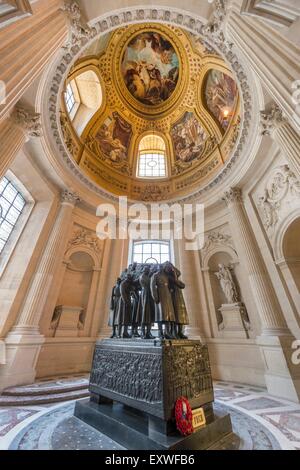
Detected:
left=51, top=251, right=94, bottom=336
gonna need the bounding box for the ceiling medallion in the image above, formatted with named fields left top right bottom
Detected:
left=113, top=24, right=188, bottom=117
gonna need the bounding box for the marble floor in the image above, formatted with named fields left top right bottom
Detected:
left=0, top=377, right=300, bottom=450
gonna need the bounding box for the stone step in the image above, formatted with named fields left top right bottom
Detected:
left=0, top=388, right=90, bottom=406
left=3, top=381, right=89, bottom=397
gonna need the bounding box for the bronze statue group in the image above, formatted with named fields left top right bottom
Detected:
left=108, top=261, right=189, bottom=340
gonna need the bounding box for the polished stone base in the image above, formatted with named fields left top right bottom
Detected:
left=74, top=399, right=233, bottom=450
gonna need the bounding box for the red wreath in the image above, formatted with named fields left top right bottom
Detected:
left=175, top=396, right=194, bottom=436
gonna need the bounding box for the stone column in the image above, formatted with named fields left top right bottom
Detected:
left=223, top=187, right=300, bottom=402
left=0, top=189, right=80, bottom=389
left=177, top=239, right=206, bottom=339
left=0, top=0, right=68, bottom=122
left=0, top=106, right=41, bottom=179
left=226, top=0, right=300, bottom=130
left=261, top=104, right=300, bottom=179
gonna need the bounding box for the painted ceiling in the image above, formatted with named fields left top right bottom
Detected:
left=60, top=23, right=241, bottom=202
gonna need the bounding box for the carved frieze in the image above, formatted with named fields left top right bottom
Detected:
left=202, top=230, right=234, bottom=254
left=67, top=227, right=102, bottom=254
left=257, top=164, right=300, bottom=235
left=133, top=184, right=171, bottom=202
left=89, top=340, right=214, bottom=420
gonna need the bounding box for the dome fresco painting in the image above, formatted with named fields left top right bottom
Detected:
left=204, top=70, right=238, bottom=131
left=1, top=0, right=300, bottom=453
left=95, top=112, right=133, bottom=163
left=61, top=23, right=241, bottom=201
left=171, top=112, right=207, bottom=164
left=121, top=31, right=180, bottom=106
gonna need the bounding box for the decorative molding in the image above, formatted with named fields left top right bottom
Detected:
left=45, top=2, right=254, bottom=204
left=60, top=189, right=80, bottom=205
left=13, top=106, right=42, bottom=138
left=134, top=184, right=171, bottom=202
left=202, top=0, right=227, bottom=44
left=258, top=189, right=280, bottom=231
left=260, top=104, right=286, bottom=136
left=62, top=1, right=97, bottom=52
left=241, top=0, right=299, bottom=27
left=202, top=230, right=234, bottom=253
left=67, top=227, right=102, bottom=254
left=257, top=164, right=300, bottom=235
left=222, top=187, right=243, bottom=205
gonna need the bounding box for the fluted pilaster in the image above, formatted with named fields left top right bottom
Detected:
left=226, top=1, right=300, bottom=130
left=261, top=105, right=300, bottom=178
left=0, top=0, right=68, bottom=122
left=177, top=239, right=205, bottom=339
left=11, top=189, right=80, bottom=332
left=223, top=187, right=289, bottom=335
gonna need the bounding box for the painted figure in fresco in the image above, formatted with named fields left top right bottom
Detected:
left=164, top=262, right=189, bottom=339
left=171, top=112, right=207, bottom=163
left=215, top=264, right=239, bottom=304
left=108, top=277, right=122, bottom=338
left=150, top=265, right=176, bottom=339
left=139, top=266, right=155, bottom=339
left=96, top=112, right=132, bottom=162
left=204, top=70, right=238, bottom=130
left=121, top=32, right=179, bottom=105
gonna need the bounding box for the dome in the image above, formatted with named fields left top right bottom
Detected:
left=60, top=23, right=241, bottom=202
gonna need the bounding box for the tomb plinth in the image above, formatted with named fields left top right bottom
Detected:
left=75, top=338, right=233, bottom=449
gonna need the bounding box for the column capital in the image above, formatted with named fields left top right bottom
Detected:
left=222, top=187, right=243, bottom=205
left=260, top=104, right=287, bottom=136
left=60, top=189, right=80, bottom=206
left=12, top=106, right=42, bottom=139
left=61, top=1, right=97, bottom=51
left=202, top=0, right=228, bottom=43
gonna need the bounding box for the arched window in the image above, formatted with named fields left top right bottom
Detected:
left=65, top=83, right=76, bottom=114
left=64, top=70, right=103, bottom=135
left=137, top=134, right=167, bottom=178
left=132, top=240, right=170, bottom=264
left=0, top=175, right=26, bottom=254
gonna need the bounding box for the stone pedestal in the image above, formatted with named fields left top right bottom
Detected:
left=75, top=339, right=233, bottom=450
left=219, top=303, right=250, bottom=338
left=51, top=305, right=84, bottom=337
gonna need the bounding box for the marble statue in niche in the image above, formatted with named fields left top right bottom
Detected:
left=215, top=263, right=239, bottom=304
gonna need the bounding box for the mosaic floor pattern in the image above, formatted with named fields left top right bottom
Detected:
left=0, top=377, right=299, bottom=450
